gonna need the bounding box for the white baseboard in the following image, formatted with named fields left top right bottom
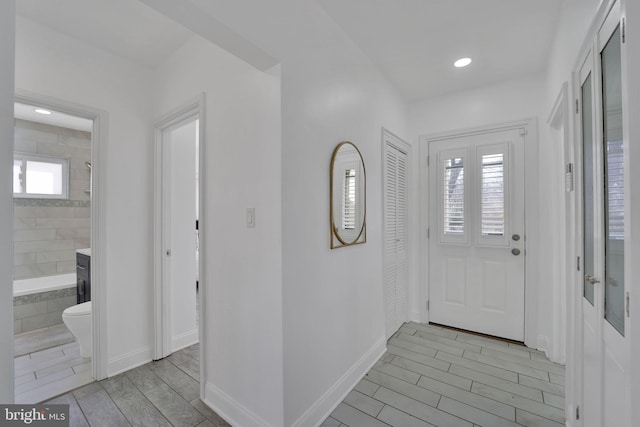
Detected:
left=537, top=335, right=550, bottom=358
left=291, top=336, right=387, bottom=427
left=172, top=329, right=199, bottom=352
left=204, top=381, right=273, bottom=427
left=108, top=345, right=153, bottom=377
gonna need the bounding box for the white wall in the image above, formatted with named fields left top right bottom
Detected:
left=152, top=36, right=283, bottom=427
left=409, top=73, right=546, bottom=136
left=15, top=17, right=156, bottom=372
left=280, top=43, right=408, bottom=426
left=0, top=0, right=16, bottom=404
left=268, top=10, right=409, bottom=427
left=149, top=2, right=409, bottom=425
left=168, top=120, right=198, bottom=350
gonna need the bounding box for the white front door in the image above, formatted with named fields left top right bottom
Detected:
left=579, top=3, right=630, bottom=425
left=428, top=127, right=525, bottom=341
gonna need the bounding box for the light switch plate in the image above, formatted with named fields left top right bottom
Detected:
left=246, top=208, right=255, bottom=228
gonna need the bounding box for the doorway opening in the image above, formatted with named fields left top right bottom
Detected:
left=153, top=97, right=204, bottom=378
left=12, top=98, right=100, bottom=403
left=420, top=119, right=538, bottom=345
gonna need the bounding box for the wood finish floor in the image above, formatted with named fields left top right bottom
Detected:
left=323, top=322, right=566, bottom=427
left=43, top=344, right=230, bottom=427
left=25, top=321, right=564, bottom=426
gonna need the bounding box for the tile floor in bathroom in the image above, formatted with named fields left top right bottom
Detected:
left=14, top=323, right=93, bottom=404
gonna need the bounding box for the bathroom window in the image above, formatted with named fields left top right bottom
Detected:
left=13, top=152, right=69, bottom=199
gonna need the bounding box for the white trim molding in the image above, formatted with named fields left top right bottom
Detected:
left=172, top=329, right=198, bottom=352
left=291, top=336, right=387, bottom=427
left=204, top=381, right=274, bottom=427
left=108, top=345, right=153, bottom=377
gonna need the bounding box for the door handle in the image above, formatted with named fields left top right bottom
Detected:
left=511, top=248, right=521, bottom=256
left=512, top=234, right=521, bottom=241
left=585, top=274, right=601, bottom=284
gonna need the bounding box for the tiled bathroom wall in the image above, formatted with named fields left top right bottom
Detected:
left=13, top=119, right=91, bottom=280
left=13, top=287, right=77, bottom=334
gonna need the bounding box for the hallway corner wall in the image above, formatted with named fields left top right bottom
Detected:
left=0, top=0, right=16, bottom=404
left=152, top=35, right=284, bottom=427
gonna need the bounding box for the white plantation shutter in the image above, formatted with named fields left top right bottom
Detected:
left=481, top=153, right=505, bottom=236
left=383, top=135, right=409, bottom=338
left=395, top=150, right=408, bottom=328
left=443, top=158, right=464, bottom=234
left=384, top=147, right=397, bottom=338
left=343, top=168, right=357, bottom=229
left=606, top=139, right=624, bottom=239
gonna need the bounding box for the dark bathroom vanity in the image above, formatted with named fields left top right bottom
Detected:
left=76, top=249, right=91, bottom=303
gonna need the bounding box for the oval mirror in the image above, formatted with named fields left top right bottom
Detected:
left=330, top=141, right=366, bottom=248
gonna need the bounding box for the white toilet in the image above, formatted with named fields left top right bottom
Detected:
left=62, top=301, right=92, bottom=358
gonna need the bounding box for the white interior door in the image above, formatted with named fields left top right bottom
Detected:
left=428, top=128, right=525, bottom=341
left=579, top=49, right=602, bottom=427
left=383, top=132, right=409, bottom=338
left=579, top=4, right=630, bottom=425
left=162, top=118, right=199, bottom=354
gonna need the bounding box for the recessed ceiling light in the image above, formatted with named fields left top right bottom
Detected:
left=34, top=108, right=52, bottom=115
left=454, top=57, right=472, bottom=68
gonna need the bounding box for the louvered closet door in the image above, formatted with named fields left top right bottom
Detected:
left=428, top=128, right=525, bottom=341
left=383, top=137, right=409, bottom=338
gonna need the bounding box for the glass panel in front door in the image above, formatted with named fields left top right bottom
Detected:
left=582, top=73, right=595, bottom=306
left=444, top=158, right=464, bottom=235
left=481, top=153, right=504, bottom=236
left=601, top=25, right=624, bottom=335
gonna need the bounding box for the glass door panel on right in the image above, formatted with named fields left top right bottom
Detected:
left=580, top=4, right=630, bottom=426
left=601, top=25, right=625, bottom=335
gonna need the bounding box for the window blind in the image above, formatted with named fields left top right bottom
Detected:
left=481, top=153, right=505, bottom=236
left=443, top=158, right=464, bottom=234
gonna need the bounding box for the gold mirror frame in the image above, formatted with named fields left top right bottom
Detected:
left=330, top=141, right=366, bottom=248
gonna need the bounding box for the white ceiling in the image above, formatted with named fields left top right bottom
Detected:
left=318, top=0, right=564, bottom=101
left=14, top=103, right=93, bottom=132
left=16, top=0, right=565, bottom=102
left=16, top=0, right=193, bottom=68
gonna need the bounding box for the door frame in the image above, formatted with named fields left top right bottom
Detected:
left=153, top=94, right=206, bottom=370
left=547, top=82, right=571, bottom=366
left=15, top=89, right=109, bottom=381
left=419, top=118, right=539, bottom=347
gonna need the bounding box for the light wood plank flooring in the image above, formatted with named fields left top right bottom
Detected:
left=323, top=322, right=566, bottom=427
left=44, top=344, right=230, bottom=427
